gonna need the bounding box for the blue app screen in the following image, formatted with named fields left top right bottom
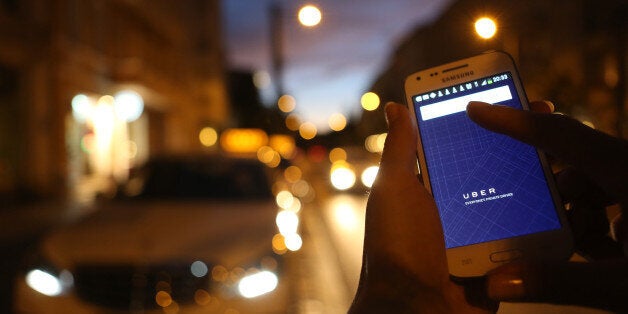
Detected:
left=412, top=72, right=561, bottom=249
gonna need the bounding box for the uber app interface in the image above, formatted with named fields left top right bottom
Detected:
left=412, top=72, right=561, bottom=248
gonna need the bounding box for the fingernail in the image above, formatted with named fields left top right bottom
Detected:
left=543, top=100, right=555, bottom=113
left=487, top=273, right=526, bottom=301
left=467, top=101, right=490, bottom=108
left=385, top=102, right=400, bottom=125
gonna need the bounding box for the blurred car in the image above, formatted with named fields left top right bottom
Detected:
left=15, top=155, right=289, bottom=313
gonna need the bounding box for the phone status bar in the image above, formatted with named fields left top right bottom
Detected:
left=414, top=72, right=510, bottom=103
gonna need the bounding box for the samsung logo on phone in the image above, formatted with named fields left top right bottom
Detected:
left=442, top=71, right=474, bottom=83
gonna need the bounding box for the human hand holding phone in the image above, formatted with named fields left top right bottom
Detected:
left=350, top=100, right=628, bottom=313
left=350, top=102, right=492, bottom=313
left=468, top=100, right=628, bottom=312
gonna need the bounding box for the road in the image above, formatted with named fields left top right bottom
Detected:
left=0, top=169, right=616, bottom=314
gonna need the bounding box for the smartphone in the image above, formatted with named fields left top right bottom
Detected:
left=404, top=51, right=572, bottom=277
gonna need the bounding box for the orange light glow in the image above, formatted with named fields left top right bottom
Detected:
left=328, top=113, right=347, bottom=131
left=269, top=134, right=296, bottom=159
left=272, top=234, right=288, bottom=254
left=285, top=113, right=301, bottom=131
left=220, top=128, right=268, bottom=154
left=329, top=147, right=347, bottom=163
left=194, top=289, right=212, bottom=306
left=299, top=122, right=317, bottom=140
left=277, top=95, right=296, bottom=113
left=284, top=166, right=302, bottom=183
left=199, top=127, right=218, bottom=147
left=155, top=291, right=173, bottom=307
left=211, top=265, right=229, bottom=282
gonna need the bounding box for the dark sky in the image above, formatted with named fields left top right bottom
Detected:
left=222, top=0, right=452, bottom=132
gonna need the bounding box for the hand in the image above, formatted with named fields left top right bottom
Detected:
left=349, top=103, right=491, bottom=313
left=467, top=101, right=628, bottom=312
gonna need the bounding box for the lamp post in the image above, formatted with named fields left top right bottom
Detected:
left=270, top=2, right=285, bottom=98
left=269, top=3, right=322, bottom=99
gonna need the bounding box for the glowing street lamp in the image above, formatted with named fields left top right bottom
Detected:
left=475, top=17, right=497, bottom=39
left=298, top=5, right=322, bottom=27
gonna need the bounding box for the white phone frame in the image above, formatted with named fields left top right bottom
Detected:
left=404, top=51, right=573, bottom=277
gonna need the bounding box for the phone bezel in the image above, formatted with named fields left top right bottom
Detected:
left=404, top=51, right=573, bottom=277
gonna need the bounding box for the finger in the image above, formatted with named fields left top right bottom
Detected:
left=486, top=260, right=628, bottom=312
left=466, top=101, right=628, bottom=204
left=528, top=100, right=554, bottom=114
left=378, top=102, right=419, bottom=177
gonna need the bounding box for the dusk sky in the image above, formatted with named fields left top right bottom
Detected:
left=222, top=0, right=453, bottom=133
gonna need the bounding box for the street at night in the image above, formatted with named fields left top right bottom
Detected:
left=1, top=0, right=627, bottom=313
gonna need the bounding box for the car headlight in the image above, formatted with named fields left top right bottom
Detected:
left=237, top=270, right=278, bottom=298
left=25, top=268, right=73, bottom=297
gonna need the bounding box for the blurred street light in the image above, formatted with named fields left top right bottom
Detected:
left=299, top=122, right=317, bottom=140
left=298, top=5, right=322, bottom=27
left=199, top=127, right=218, bottom=147
left=328, top=113, right=347, bottom=131
left=360, top=92, right=380, bottom=111
left=277, top=94, right=296, bottom=113
left=475, top=17, right=497, bottom=39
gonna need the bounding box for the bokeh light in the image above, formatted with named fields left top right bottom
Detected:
left=361, top=92, right=380, bottom=111
left=199, top=127, right=218, bottom=147
left=190, top=261, right=209, bottom=278
left=361, top=165, right=379, bottom=188
left=328, top=113, right=347, bottom=131
left=272, top=233, right=287, bottom=254
left=220, top=129, right=269, bottom=154
left=299, top=122, right=317, bottom=140
left=113, top=90, right=144, bottom=122
left=330, top=161, right=356, bottom=190
left=71, top=94, right=93, bottom=122
left=269, top=134, right=296, bottom=159
left=365, top=133, right=387, bottom=153
left=25, top=269, right=63, bottom=297
left=276, top=210, right=299, bottom=235
left=475, top=17, right=497, bottom=39
left=329, top=147, right=347, bottom=163
left=297, top=5, right=322, bottom=27
left=253, top=71, right=271, bottom=89
left=284, top=166, right=302, bottom=183
left=238, top=271, right=278, bottom=298
left=276, top=190, right=295, bottom=210
left=155, top=291, right=173, bottom=307
left=285, top=113, right=301, bottom=131
left=284, top=233, right=303, bottom=251
left=277, top=94, right=296, bottom=113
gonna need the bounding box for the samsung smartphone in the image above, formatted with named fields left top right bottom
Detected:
left=404, top=51, right=572, bottom=277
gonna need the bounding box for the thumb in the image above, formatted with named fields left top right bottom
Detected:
left=378, top=102, right=418, bottom=178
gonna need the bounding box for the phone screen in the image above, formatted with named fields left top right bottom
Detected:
left=411, top=72, right=562, bottom=249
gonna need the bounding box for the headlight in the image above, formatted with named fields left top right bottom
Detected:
left=237, top=271, right=278, bottom=298
left=361, top=165, right=379, bottom=188
left=330, top=162, right=356, bottom=190
left=25, top=268, right=73, bottom=297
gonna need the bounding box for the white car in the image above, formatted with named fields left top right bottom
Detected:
left=15, top=156, right=289, bottom=313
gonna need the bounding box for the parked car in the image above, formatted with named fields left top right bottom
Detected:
left=15, top=155, right=289, bottom=313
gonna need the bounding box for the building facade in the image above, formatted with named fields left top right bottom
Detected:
left=0, top=0, right=228, bottom=202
